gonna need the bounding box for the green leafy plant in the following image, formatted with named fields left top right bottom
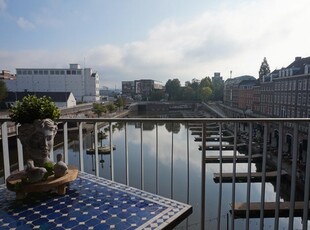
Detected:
left=9, top=95, right=60, bottom=124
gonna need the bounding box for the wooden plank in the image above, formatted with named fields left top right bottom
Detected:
left=205, top=154, right=262, bottom=163
left=213, top=170, right=287, bottom=183
left=232, top=201, right=310, bottom=218
left=199, top=143, right=247, bottom=151
left=195, top=135, right=235, bottom=142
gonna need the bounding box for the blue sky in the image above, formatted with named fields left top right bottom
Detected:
left=1, top=0, right=310, bottom=88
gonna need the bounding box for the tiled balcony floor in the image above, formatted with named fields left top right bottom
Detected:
left=0, top=172, right=192, bottom=229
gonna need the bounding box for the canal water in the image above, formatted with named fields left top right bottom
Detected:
left=51, top=121, right=304, bottom=229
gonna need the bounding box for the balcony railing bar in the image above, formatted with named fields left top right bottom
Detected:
left=94, top=122, right=99, bottom=177
left=246, top=122, right=253, bottom=229
left=260, top=122, right=268, bottom=230
left=140, top=122, right=143, bottom=190
left=78, top=122, right=84, bottom=172
left=231, top=123, right=237, bottom=230
left=186, top=121, right=190, bottom=228
left=171, top=122, right=174, bottom=199
left=63, top=122, right=68, bottom=164
left=156, top=123, right=159, bottom=194
left=1, top=122, right=10, bottom=180
left=275, top=122, right=284, bottom=229
left=109, top=122, right=114, bottom=181
left=289, top=123, right=299, bottom=229
left=201, top=122, right=206, bottom=230
left=302, top=123, right=310, bottom=230
left=217, top=122, right=223, bottom=230
left=125, top=122, right=129, bottom=185
left=16, top=124, right=24, bottom=171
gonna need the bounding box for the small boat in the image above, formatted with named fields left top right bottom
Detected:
left=86, top=145, right=116, bottom=155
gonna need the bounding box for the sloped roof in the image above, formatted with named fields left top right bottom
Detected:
left=5, top=91, right=74, bottom=102
left=285, top=57, right=310, bottom=75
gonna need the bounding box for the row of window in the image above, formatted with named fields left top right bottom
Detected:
left=273, top=105, right=309, bottom=118
left=17, top=69, right=83, bottom=75
left=274, top=79, right=310, bottom=91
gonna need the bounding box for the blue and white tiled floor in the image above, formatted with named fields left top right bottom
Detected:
left=0, top=171, right=192, bottom=229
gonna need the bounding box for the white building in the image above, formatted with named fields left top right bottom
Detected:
left=5, top=64, right=100, bottom=102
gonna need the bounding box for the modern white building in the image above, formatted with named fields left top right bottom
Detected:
left=5, top=64, right=100, bottom=102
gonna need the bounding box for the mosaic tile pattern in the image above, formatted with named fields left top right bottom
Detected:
left=0, top=171, right=192, bottom=229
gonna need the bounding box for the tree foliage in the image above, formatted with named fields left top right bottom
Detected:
left=165, top=79, right=181, bottom=100
left=0, top=80, right=7, bottom=102
left=92, top=103, right=107, bottom=117
left=259, top=57, right=270, bottom=81
left=164, top=76, right=221, bottom=102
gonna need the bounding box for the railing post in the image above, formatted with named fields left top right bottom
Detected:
left=217, top=122, right=223, bottom=230
left=16, top=124, right=24, bottom=171
left=171, top=122, right=174, bottom=199
left=94, top=122, right=99, bottom=177
left=78, top=122, right=84, bottom=172
left=140, top=122, right=143, bottom=190
left=156, top=123, right=159, bottom=194
left=63, top=122, right=68, bottom=164
left=110, top=122, right=114, bottom=181
left=246, top=122, right=253, bottom=229
left=1, top=122, right=10, bottom=179
left=201, top=122, right=206, bottom=230
left=302, top=123, right=310, bottom=229
left=231, top=123, right=237, bottom=230
left=260, top=122, right=268, bottom=230
left=289, top=123, right=298, bottom=230
left=274, top=122, right=283, bottom=229
left=125, top=122, right=129, bottom=185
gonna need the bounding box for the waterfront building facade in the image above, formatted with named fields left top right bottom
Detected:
left=5, top=64, right=100, bottom=103
left=122, top=79, right=164, bottom=99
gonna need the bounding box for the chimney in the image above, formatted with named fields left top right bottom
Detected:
left=295, top=57, right=302, bottom=61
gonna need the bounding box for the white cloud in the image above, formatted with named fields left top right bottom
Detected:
left=2, top=0, right=310, bottom=88
left=16, top=17, right=35, bottom=30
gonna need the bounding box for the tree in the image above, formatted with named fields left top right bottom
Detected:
left=259, top=57, right=270, bottom=81
left=0, top=80, right=7, bottom=102
left=165, top=79, right=181, bottom=100
left=92, top=103, right=107, bottom=117
left=211, top=77, right=224, bottom=101
left=115, top=97, right=125, bottom=110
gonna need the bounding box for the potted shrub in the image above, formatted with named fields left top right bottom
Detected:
left=9, top=95, right=60, bottom=167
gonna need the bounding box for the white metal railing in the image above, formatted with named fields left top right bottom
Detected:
left=1, top=117, right=310, bottom=230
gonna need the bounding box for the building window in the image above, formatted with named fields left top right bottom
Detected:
left=72, top=70, right=76, bottom=75
left=17, top=70, right=21, bottom=74
left=44, top=70, right=48, bottom=75
left=22, top=70, right=27, bottom=75
left=298, top=93, right=301, bottom=105
left=50, top=70, right=54, bottom=75
left=33, top=70, right=38, bottom=75
left=288, top=94, right=291, bottom=105
left=60, top=70, right=65, bottom=75
left=55, top=70, right=60, bottom=75
left=298, top=80, right=302, bottom=90
left=303, top=93, right=307, bottom=106
left=39, top=70, right=43, bottom=75
left=27, top=70, right=32, bottom=75
left=293, top=81, right=296, bottom=90
left=288, top=81, right=292, bottom=90
left=66, top=70, right=71, bottom=75
left=303, top=79, right=307, bottom=90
